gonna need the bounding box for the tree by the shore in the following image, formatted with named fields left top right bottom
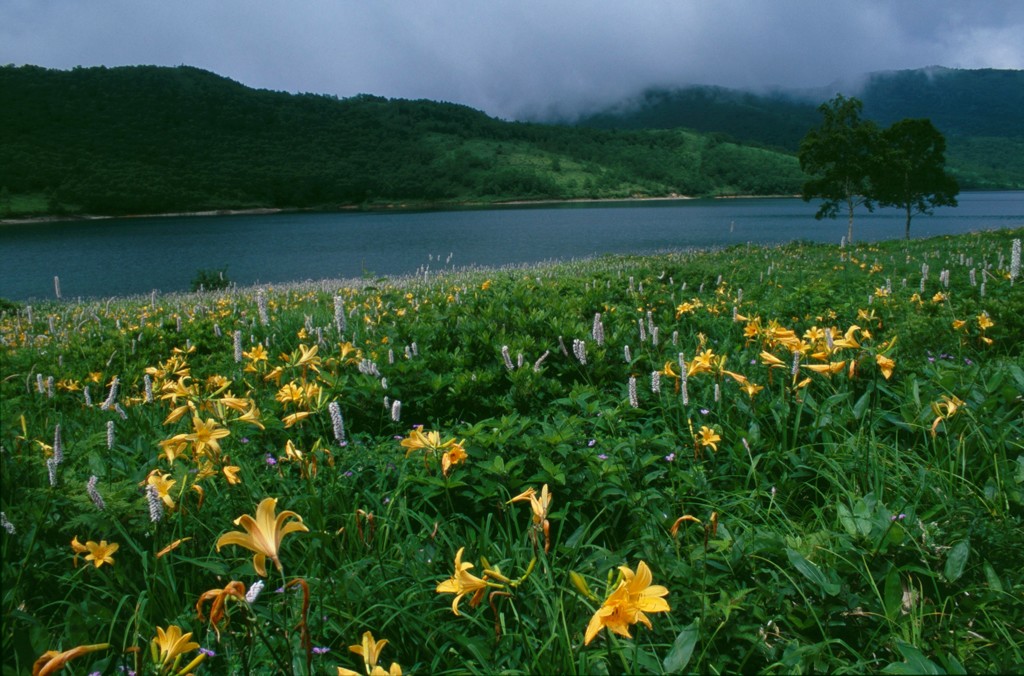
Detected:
left=798, top=94, right=879, bottom=244
left=871, top=118, right=959, bottom=240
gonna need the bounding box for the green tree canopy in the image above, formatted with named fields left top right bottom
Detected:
left=871, top=118, right=959, bottom=240
left=798, top=94, right=879, bottom=244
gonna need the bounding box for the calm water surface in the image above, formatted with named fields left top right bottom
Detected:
left=1, top=192, right=1021, bottom=300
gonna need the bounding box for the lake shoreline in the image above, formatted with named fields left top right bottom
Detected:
left=0, top=193, right=810, bottom=226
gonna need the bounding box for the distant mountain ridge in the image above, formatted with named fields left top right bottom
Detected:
left=573, top=67, right=1024, bottom=144
left=1, top=64, right=1020, bottom=219
left=571, top=67, right=1024, bottom=189
left=0, top=64, right=807, bottom=217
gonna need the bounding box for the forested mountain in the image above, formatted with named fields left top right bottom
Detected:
left=0, top=65, right=805, bottom=217
left=573, top=68, right=1024, bottom=190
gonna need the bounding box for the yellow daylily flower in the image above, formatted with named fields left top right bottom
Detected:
left=696, top=426, right=721, bottom=452
left=217, top=393, right=249, bottom=413
left=508, top=485, right=552, bottom=526
left=158, top=434, right=190, bottom=463
left=760, top=351, right=787, bottom=369
left=235, top=403, right=265, bottom=429
left=832, top=325, right=862, bottom=350
left=804, top=361, right=847, bottom=376
left=186, top=416, right=230, bottom=458
left=84, top=540, right=119, bottom=568
left=435, top=547, right=489, bottom=616
left=223, top=465, right=242, bottom=485
left=509, top=484, right=553, bottom=552
left=151, top=625, right=205, bottom=675
left=739, top=381, right=764, bottom=398
left=156, top=537, right=192, bottom=559
left=876, top=354, right=895, bottom=380
left=337, top=630, right=403, bottom=676
left=216, top=497, right=309, bottom=576
left=930, top=394, right=966, bottom=436
left=441, top=443, right=468, bottom=476
left=70, top=536, right=89, bottom=567
left=977, top=313, right=994, bottom=330
left=584, top=561, right=670, bottom=645
left=32, top=642, right=110, bottom=676
left=400, top=427, right=444, bottom=455
left=276, top=381, right=305, bottom=407
left=293, top=343, right=321, bottom=372
left=282, top=411, right=311, bottom=428
left=144, top=470, right=177, bottom=509
left=55, top=378, right=82, bottom=392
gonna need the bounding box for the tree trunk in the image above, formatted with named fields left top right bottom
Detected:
left=905, top=204, right=912, bottom=240
left=847, top=199, right=855, bottom=244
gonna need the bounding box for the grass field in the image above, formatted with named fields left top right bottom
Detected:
left=2, top=228, right=1022, bottom=674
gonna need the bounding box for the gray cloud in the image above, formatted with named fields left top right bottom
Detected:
left=2, top=0, right=1022, bottom=120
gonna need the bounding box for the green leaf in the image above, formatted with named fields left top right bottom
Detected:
left=883, top=567, right=903, bottom=622
left=943, top=540, right=970, bottom=582
left=837, top=501, right=858, bottom=538
left=881, top=641, right=943, bottom=674
left=853, top=389, right=872, bottom=420
left=786, top=547, right=841, bottom=597
left=663, top=620, right=699, bottom=674
left=983, top=561, right=1004, bottom=593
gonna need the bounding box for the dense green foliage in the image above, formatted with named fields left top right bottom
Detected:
left=2, top=228, right=1022, bottom=674
left=573, top=67, right=1024, bottom=190
left=873, top=119, right=960, bottom=240
left=0, top=65, right=806, bottom=217
left=798, top=96, right=960, bottom=242
left=798, top=95, right=880, bottom=244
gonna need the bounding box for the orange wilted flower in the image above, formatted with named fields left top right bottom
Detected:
left=32, top=642, right=110, bottom=676
left=196, top=581, right=248, bottom=639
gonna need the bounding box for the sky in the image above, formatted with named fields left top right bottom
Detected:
left=2, top=0, right=1023, bottom=120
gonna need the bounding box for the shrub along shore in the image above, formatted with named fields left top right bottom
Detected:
left=2, top=228, right=1022, bottom=674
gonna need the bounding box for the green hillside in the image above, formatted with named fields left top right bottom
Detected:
left=573, top=68, right=1024, bottom=190
left=0, top=65, right=806, bottom=217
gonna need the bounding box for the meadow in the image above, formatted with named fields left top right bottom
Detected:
left=1, top=228, right=1022, bottom=674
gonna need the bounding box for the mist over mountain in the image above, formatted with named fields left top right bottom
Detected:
left=565, top=67, right=1024, bottom=189
left=569, top=68, right=1023, bottom=145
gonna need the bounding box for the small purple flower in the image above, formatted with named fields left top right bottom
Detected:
left=239, top=437, right=250, bottom=444
left=597, top=453, right=608, bottom=460
left=199, top=648, right=216, bottom=658
left=664, top=453, right=676, bottom=462
left=383, top=496, right=391, bottom=505
left=700, top=408, right=710, bottom=415
left=964, top=358, right=973, bottom=365
left=265, top=454, right=277, bottom=466
left=587, top=439, right=596, bottom=447
left=312, top=647, right=331, bottom=655
left=891, top=513, right=906, bottom=521
left=344, top=470, right=354, bottom=477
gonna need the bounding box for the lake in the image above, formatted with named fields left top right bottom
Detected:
left=1, top=192, right=1021, bottom=301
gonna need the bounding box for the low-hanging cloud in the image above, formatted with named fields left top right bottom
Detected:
left=2, top=0, right=1022, bottom=120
